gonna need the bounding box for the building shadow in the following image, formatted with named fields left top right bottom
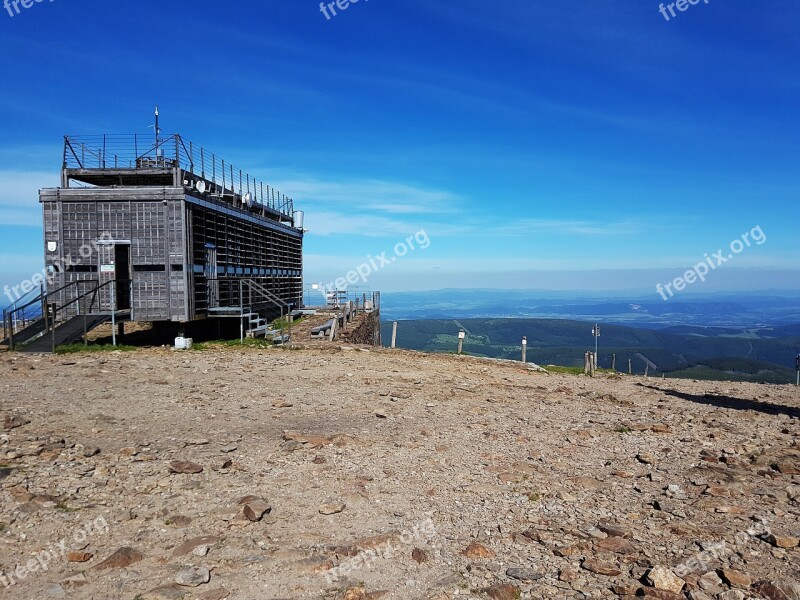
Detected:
left=640, top=384, right=799, bottom=419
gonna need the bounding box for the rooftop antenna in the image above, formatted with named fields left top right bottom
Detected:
left=147, top=106, right=162, bottom=157
left=154, top=105, right=161, bottom=148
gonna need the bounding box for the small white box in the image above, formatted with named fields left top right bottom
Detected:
left=175, top=337, right=193, bottom=350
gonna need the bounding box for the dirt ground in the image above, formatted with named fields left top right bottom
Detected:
left=0, top=345, right=798, bottom=600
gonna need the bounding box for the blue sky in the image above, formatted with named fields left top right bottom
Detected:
left=0, top=0, right=798, bottom=297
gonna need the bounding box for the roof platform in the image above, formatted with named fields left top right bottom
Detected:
left=61, top=134, right=298, bottom=224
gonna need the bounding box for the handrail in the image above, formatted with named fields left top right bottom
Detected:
left=62, top=134, right=295, bottom=218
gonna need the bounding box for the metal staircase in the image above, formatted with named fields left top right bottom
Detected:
left=207, top=278, right=294, bottom=342
left=2, top=280, right=128, bottom=353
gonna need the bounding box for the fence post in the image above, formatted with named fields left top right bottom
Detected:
left=612, top=353, right=616, bottom=372
left=111, top=283, right=117, bottom=347
left=628, top=359, right=632, bottom=375
left=329, top=318, right=337, bottom=342
left=522, top=336, right=527, bottom=363
left=50, top=304, right=56, bottom=354
left=391, top=321, right=398, bottom=349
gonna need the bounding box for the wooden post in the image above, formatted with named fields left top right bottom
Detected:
left=590, top=352, right=596, bottom=378
left=584, top=352, right=590, bottom=375
left=457, top=330, right=465, bottom=355
left=391, top=321, right=398, bottom=349
left=612, top=353, right=616, bottom=372
left=521, top=336, right=527, bottom=364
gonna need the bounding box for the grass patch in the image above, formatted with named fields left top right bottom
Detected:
left=271, top=315, right=303, bottom=330
left=193, top=338, right=275, bottom=351
left=56, top=343, right=138, bottom=354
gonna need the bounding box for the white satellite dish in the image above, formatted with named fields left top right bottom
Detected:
left=195, top=180, right=207, bottom=194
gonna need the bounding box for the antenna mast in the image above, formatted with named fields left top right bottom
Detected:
left=154, top=105, right=161, bottom=148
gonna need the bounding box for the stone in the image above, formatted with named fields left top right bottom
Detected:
left=3, top=415, right=29, bottom=430
left=139, top=584, right=188, bottom=600
left=66, top=551, right=94, bottom=563
left=505, top=567, right=544, bottom=582
left=175, top=565, right=211, bottom=587
left=581, top=558, right=622, bottom=576
left=637, top=452, right=655, bottom=465
left=699, top=571, right=723, bottom=593
left=559, top=569, right=579, bottom=583
left=169, top=461, right=203, bottom=474
left=411, top=548, right=428, bottom=564
left=597, top=523, right=630, bottom=538
left=718, top=591, right=745, bottom=600
left=172, top=536, right=220, bottom=557
left=92, top=547, right=144, bottom=570
left=646, top=566, right=685, bottom=594
left=484, top=583, right=521, bottom=600
left=243, top=499, right=272, bottom=522
left=319, top=501, right=346, bottom=515
left=764, top=532, right=799, bottom=549
left=342, top=588, right=368, bottom=600
left=775, top=462, right=800, bottom=475
left=753, top=580, right=800, bottom=600
left=462, top=542, right=494, bottom=558
left=719, top=568, right=752, bottom=589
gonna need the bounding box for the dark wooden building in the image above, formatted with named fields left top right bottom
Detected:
left=3, top=133, right=304, bottom=350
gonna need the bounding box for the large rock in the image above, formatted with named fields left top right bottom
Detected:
left=93, top=547, right=145, bottom=570
left=753, top=581, right=800, bottom=600
left=462, top=542, right=494, bottom=558
left=646, top=566, right=685, bottom=594
left=168, top=461, right=203, bottom=474
left=175, top=565, right=211, bottom=587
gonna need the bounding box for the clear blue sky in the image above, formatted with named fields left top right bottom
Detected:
left=0, top=0, right=798, bottom=297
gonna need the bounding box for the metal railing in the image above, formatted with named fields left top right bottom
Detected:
left=2, top=279, right=132, bottom=350
left=63, top=134, right=295, bottom=217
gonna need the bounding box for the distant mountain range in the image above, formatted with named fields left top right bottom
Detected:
left=380, top=289, right=800, bottom=327
left=378, top=290, right=800, bottom=384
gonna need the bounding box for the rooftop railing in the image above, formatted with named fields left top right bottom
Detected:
left=63, top=134, right=294, bottom=218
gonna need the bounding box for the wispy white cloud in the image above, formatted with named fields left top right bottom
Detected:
left=271, top=177, right=461, bottom=214
left=259, top=175, right=463, bottom=236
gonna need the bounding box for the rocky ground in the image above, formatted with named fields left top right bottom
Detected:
left=0, top=345, right=798, bottom=600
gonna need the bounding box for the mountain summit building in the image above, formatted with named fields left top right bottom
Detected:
left=3, top=133, right=304, bottom=350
